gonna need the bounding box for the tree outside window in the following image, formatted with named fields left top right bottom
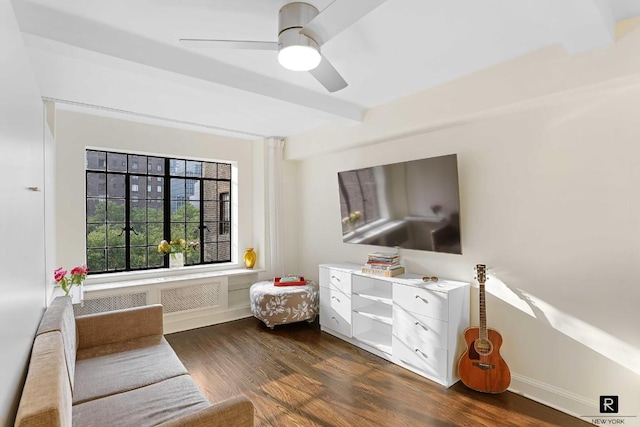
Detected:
left=86, top=150, right=233, bottom=274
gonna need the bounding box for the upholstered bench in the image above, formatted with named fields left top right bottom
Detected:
left=249, top=280, right=319, bottom=328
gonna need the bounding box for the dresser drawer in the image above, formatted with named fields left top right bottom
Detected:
left=320, top=286, right=351, bottom=321
left=320, top=267, right=352, bottom=294
left=393, top=283, right=448, bottom=321
left=393, top=305, right=448, bottom=350
left=320, top=305, right=352, bottom=337
left=393, top=336, right=447, bottom=383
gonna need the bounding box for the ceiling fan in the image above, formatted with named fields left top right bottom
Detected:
left=180, top=1, right=388, bottom=92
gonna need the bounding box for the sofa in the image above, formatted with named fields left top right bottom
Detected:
left=15, top=297, right=254, bottom=426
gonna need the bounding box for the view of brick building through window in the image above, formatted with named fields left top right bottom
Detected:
left=86, top=150, right=232, bottom=273
left=337, top=167, right=380, bottom=233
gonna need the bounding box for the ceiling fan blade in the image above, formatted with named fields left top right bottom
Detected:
left=309, top=55, right=348, bottom=93
left=300, top=0, right=388, bottom=44
left=180, top=39, right=278, bottom=51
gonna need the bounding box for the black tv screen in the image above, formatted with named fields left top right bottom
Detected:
left=338, top=154, right=462, bottom=254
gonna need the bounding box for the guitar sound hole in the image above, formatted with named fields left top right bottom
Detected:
left=473, top=339, right=493, bottom=356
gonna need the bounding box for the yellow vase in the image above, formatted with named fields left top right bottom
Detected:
left=243, top=248, right=257, bottom=269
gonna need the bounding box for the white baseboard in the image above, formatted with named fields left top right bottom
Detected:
left=164, top=306, right=253, bottom=334
left=510, top=372, right=597, bottom=422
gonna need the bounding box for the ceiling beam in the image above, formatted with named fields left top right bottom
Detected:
left=12, top=0, right=364, bottom=123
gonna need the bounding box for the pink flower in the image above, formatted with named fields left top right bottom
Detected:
left=71, top=265, right=88, bottom=276
left=54, top=264, right=88, bottom=296
left=54, top=267, right=67, bottom=283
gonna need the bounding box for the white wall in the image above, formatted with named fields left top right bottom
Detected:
left=44, top=101, right=56, bottom=302
left=54, top=110, right=260, bottom=273
left=286, top=33, right=640, bottom=423
left=0, top=1, right=46, bottom=425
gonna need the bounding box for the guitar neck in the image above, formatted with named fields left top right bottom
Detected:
left=479, top=281, right=487, bottom=341
left=476, top=264, right=488, bottom=341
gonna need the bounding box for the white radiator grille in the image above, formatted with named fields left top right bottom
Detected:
left=73, top=292, right=148, bottom=316
left=161, top=282, right=221, bottom=314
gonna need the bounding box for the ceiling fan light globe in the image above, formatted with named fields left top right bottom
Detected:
left=278, top=45, right=321, bottom=71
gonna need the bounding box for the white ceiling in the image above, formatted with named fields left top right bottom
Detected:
left=11, top=0, right=640, bottom=139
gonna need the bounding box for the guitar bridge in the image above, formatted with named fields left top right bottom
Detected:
left=473, top=362, right=495, bottom=370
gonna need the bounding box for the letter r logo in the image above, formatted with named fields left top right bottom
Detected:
left=599, top=395, right=618, bottom=413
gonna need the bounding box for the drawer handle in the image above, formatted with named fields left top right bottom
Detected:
left=331, top=275, right=341, bottom=282
left=331, top=316, right=338, bottom=322
left=331, top=296, right=341, bottom=302
left=415, top=295, right=429, bottom=304
left=415, top=349, right=429, bottom=359
left=414, top=321, right=428, bottom=331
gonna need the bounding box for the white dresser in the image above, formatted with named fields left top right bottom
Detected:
left=319, top=263, right=470, bottom=387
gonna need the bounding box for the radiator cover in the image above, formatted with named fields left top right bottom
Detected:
left=161, top=282, right=222, bottom=314
left=73, top=292, right=148, bottom=316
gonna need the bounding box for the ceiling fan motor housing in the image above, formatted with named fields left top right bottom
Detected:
left=278, top=2, right=320, bottom=58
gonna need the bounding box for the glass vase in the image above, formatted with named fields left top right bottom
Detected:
left=169, top=253, right=184, bottom=269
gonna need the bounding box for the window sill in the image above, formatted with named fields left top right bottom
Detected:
left=84, top=264, right=263, bottom=292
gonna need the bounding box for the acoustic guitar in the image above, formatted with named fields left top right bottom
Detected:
left=458, top=264, right=511, bottom=393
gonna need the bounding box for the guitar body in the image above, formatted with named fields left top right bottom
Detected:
left=458, top=326, right=511, bottom=393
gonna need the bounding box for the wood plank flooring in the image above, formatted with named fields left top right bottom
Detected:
left=165, top=318, right=591, bottom=427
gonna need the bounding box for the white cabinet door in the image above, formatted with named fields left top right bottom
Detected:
left=320, top=286, right=351, bottom=322
left=320, top=267, right=352, bottom=294
left=393, top=305, right=448, bottom=350
left=393, top=336, right=448, bottom=384
left=394, top=282, right=449, bottom=321
left=320, top=305, right=352, bottom=337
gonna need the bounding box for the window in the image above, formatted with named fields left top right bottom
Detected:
left=337, top=167, right=380, bottom=232
left=219, top=192, right=230, bottom=235
left=86, top=150, right=233, bottom=273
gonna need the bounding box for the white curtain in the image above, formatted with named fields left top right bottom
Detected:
left=266, top=137, right=285, bottom=278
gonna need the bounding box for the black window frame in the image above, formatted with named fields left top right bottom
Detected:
left=219, top=191, right=231, bottom=235
left=86, top=150, right=233, bottom=274
left=337, top=167, right=381, bottom=232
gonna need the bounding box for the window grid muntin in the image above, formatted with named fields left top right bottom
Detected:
left=86, top=150, right=232, bottom=274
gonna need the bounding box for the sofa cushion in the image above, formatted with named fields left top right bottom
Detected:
left=76, top=304, right=164, bottom=350
left=73, top=335, right=188, bottom=404
left=72, top=375, right=211, bottom=427
left=15, top=332, right=72, bottom=427
left=36, top=296, right=77, bottom=393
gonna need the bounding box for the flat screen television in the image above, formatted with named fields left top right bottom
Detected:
left=338, top=154, right=462, bottom=254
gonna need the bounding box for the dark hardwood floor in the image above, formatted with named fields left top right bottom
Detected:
left=166, top=318, right=591, bottom=427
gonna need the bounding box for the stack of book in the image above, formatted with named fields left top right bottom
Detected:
left=361, top=252, right=405, bottom=277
